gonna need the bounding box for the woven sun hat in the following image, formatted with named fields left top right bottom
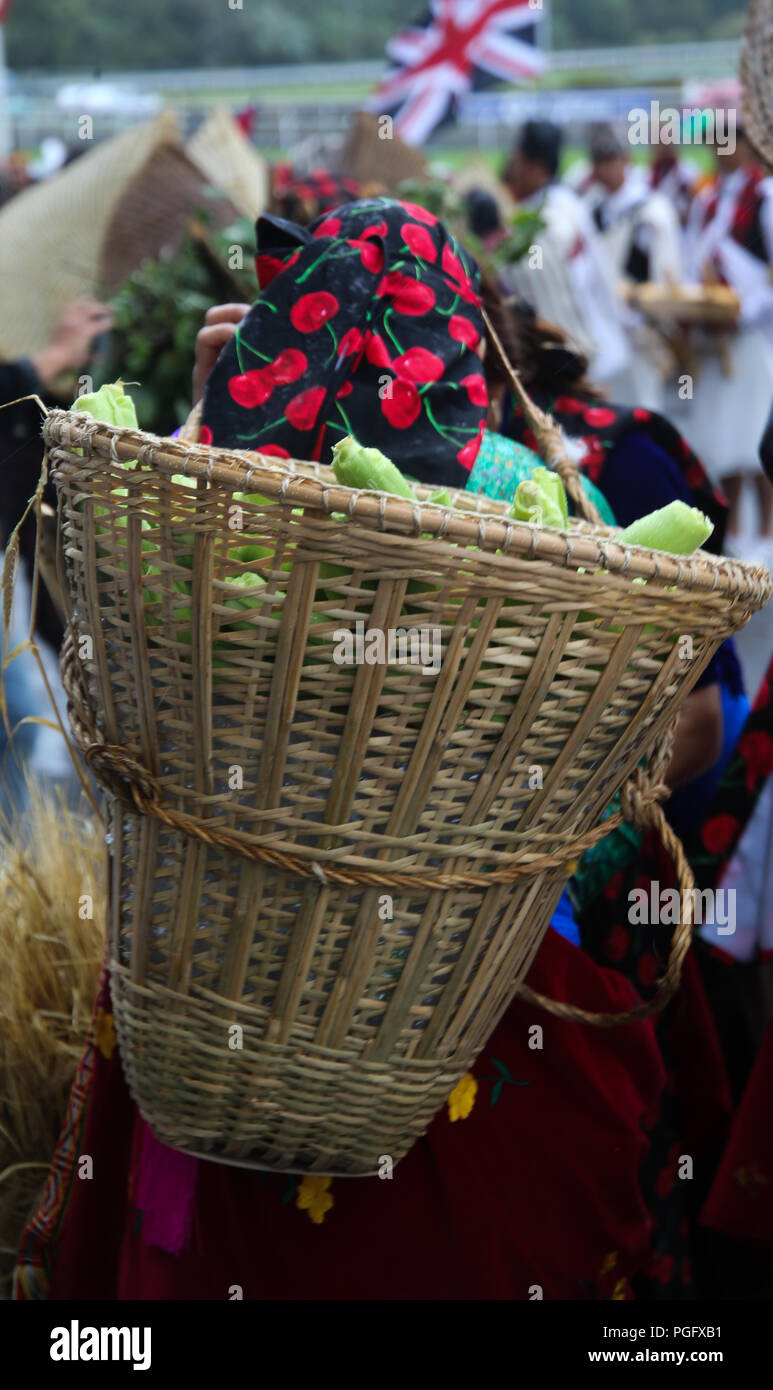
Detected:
left=187, top=106, right=270, bottom=222
left=0, top=112, right=237, bottom=360
left=741, top=0, right=773, bottom=169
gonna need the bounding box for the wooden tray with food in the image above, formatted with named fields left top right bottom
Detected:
left=623, top=282, right=741, bottom=327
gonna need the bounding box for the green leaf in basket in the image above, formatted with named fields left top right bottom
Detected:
left=510, top=466, right=568, bottom=530
left=331, top=434, right=417, bottom=501
left=71, top=380, right=139, bottom=434
left=619, top=500, right=713, bottom=555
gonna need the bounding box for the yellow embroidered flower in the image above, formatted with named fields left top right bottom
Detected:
left=600, top=1251, right=618, bottom=1276
left=94, top=1009, right=117, bottom=1060
left=447, top=1072, right=478, bottom=1122
left=296, top=1174, right=334, bottom=1225
left=611, top=1277, right=629, bottom=1301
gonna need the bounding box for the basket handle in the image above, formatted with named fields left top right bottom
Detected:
left=481, top=306, right=604, bottom=527
left=513, top=785, right=694, bottom=1027
left=178, top=400, right=202, bottom=443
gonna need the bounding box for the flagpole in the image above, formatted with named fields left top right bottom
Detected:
left=0, top=25, right=11, bottom=161
left=539, top=1, right=552, bottom=61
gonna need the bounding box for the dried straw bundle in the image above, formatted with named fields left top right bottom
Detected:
left=0, top=787, right=104, bottom=1295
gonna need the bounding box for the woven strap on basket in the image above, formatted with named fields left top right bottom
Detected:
left=61, top=632, right=692, bottom=1026
left=481, top=306, right=603, bottom=526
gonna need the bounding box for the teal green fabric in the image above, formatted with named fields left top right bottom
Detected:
left=469, top=430, right=617, bottom=525
left=469, top=430, right=633, bottom=908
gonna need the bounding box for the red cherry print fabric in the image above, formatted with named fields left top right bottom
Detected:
left=201, top=197, right=488, bottom=489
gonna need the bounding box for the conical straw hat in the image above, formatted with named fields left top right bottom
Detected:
left=340, top=111, right=428, bottom=191
left=0, top=110, right=236, bottom=360
left=187, top=106, right=269, bottom=222
left=741, top=0, right=773, bottom=169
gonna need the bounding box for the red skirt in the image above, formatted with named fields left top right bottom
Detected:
left=702, top=1016, right=773, bottom=1246
left=16, top=929, right=671, bottom=1301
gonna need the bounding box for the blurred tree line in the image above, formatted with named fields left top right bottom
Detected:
left=6, top=0, right=747, bottom=71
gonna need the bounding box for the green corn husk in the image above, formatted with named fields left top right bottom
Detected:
left=511, top=466, right=569, bottom=530
left=332, top=435, right=417, bottom=501
left=620, top=501, right=713, bottom=555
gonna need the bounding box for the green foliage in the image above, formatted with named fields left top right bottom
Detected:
left=6, top=0, right=747, bottom=70
left=394, top=177, right=544, bottom=271
left=97, top=217, right=256, bottom=436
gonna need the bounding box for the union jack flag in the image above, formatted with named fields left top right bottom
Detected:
left=368, top=0, right=547, bottom=146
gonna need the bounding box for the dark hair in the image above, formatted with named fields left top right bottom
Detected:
left=516, top=120, right=562, bottom=179
left=465, top=188, right=502, bottom=240
left=478, top=269, right=595, bottom=399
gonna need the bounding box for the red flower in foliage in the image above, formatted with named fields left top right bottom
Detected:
left=255, top=254, right=285, bottom=288
left=702, top=813, right=739, bottom=855
left=364, top=332, right=392, bottom=368
left=314, top=217, right=342, bottom=238
left=336, top=381, right=353, bottom=398
left=258, top=443, right=291, bottom=458
left=448, top=314, right=479, bottom=350
left=337, top=327, right=364, bottom=362
left=399, top=201, right=438, bottom=225
left=349, top=237, right=384, bottom=274
left=632, top=407, right=652, bottom=422
left=685, top=461, right=707, bottom=489
left=552, top=395, right=584, bottom=415
left=199, top=425, right=213, bottom=446
left=394, top=347, right=444, bottom=383
left=290, top=291, right=339, bottom=333
left=266, top=348, right=307, bottom=385
left=285, top=385, right=326, bottom=431
left=583, top=406, right=617, bottom=428
left=738, top=730, right=773, bottom=793
left=380, top=377, right=421, bottom=429
left=457, top=420, right=485, bottom=470
left=228, top=370, right=273, bottom=409
left=460, top=373, right=488, bottom=407
left=441, top=243, right=478, bottom=303
left=401, top=222, right=437, bottom=262
left=377, top=272, right=436, bottom=316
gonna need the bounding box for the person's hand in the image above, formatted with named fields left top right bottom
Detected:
left=193, top=303, right=251, bottom=405
left=32, top=297, right=113, bottom=385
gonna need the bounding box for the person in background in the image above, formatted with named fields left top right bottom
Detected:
left=677, top=126, right=773, bottom=541
left=648, top=133, right=700, bottom=228
left=581, top=124, right=684, bottom=411
left=500, top=120, right=630, bottom=389
left=0, top=297, right=113, bottom=412
left=0, top=150, right=32, bottom=209
left=465, top=186, right=508, bottom=252
left=0, top=297, right=112, bottom=812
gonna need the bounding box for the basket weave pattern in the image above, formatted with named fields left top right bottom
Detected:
left=46, top=410, right=771, bottom=1174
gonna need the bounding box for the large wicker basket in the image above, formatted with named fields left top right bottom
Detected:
left=45, top=407, right=771, bottom=1175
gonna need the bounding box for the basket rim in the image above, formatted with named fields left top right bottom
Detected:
left=44, top=408, right=772, bottom=607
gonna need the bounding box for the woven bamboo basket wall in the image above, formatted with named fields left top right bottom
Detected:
left=45, top=408, right=771, bottom=1175
left=742, top=0, right=773, bottom=170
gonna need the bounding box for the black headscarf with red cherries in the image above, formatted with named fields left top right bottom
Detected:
left=201, top=198, right=488, bottom=488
